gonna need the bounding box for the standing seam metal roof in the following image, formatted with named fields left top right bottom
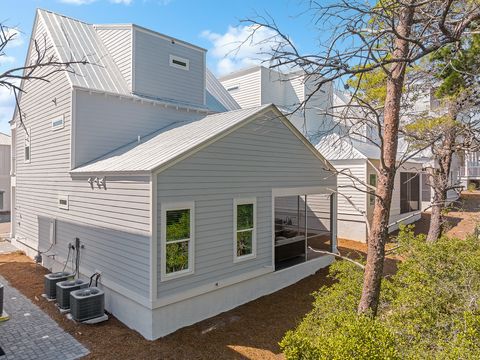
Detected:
left=71, top=105, right=272, bottom=173
left=39, top=9, right=130, bottom=95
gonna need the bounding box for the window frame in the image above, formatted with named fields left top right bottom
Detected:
left=169, top=55, right=190, bottom=71
left=24, top=128, right=31, bottom=163
left=58, top=195, right=69, bottom=210
left=233, top=197, right=257, bottom=263
left=0, top=191, right=4, bottom=210
left=51, top=116, right=65, bottom=131
left=160, top=201, right=195, bottom=281
left=369, top=173, right=377, bottom=206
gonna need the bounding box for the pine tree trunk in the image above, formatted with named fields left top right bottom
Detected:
left=426, top=125, right=456, bottom=242
left=357, top=5, right=415, bottom=316
left=427, top=185, right=446, bottom=242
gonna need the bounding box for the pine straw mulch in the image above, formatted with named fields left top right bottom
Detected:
left=3, top=192, right=477, bottom=359
left=0, top=239, right=393, bottom=360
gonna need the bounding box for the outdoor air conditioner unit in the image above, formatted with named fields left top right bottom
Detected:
left=70, top=287, right=105, bottom=322
left=44, top=272, right=74, bottom=299
left=56, top=279, right=88, bottom=310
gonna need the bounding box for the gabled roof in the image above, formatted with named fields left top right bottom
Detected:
left=316, top=133, right=425, bottom=164
left=71, top=104, right=335, bottom=174
left=71, top=105, right=273, bottom=174
left=39, top=9, right=130, bottom=95
left=315, top=133, right=373, bottom=161
left=0, top=132, right=11, bottom=145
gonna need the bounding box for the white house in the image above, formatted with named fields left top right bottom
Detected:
left=221, top=66, right=427, bottom=242
left=461, top=151, right=480, bottom=188
left=0, top=132, right=11, bottom=213
left=10, top=9, right=338, bottom=340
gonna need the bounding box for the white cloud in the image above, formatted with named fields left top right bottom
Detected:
left=0, top=55, right=16, bottom=66
left=3, top=28, right=24, bottom=48
left=0, top=85, right=17, bottom=129
left=110, top=0, right=133, bottom=4
left=201, top=25, right=283, bottom=76
left=59, top=0, right=96, bottom=4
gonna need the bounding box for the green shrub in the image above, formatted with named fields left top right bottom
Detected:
left=281, top=227, right=480, bottom=359
left=280, top=261, right=399, bottom=360
left=468, top=182, right=477, bottom=192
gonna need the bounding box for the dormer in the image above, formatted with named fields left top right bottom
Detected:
left=95, top=24, right=206, bottom=107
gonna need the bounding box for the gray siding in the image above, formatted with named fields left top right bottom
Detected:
left=13, top=16, right=151, bottom=298
left=96, top=26, right=133, bottom=89
left=74, top=89, right=203, bottom=167
left=156, top=113, right=335, bottom=298
left=133, top=28, right=206, bottom=106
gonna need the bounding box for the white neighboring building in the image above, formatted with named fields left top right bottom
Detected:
left=220, top=66, right=334, bottom=141
left=461, top=151, right=480, bottom=188
left=0, top=132, right=11, bottom=213
left=221, top=66, right=426, bottom=242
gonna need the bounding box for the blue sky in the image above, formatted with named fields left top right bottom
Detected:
left=0, top=0, right=324, bottom=134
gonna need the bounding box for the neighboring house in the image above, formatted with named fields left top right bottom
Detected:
left=316, top=134, right=424, bottom=242
left=220, top=66, right=334, bottom=141
left=10, top=9, right=338, bottom=340
left=0, top=132, right=11, bottom=213
left=461, top=151, right=480, bottom=188
left=220, top=66, right=446, bottom=242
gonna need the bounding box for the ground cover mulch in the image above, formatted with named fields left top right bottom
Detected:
left=1, top=192, right=477, bottom=359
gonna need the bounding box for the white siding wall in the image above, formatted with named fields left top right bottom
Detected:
left=156, top=112, right=335, bottom=299
left=260, top=67, right=285, bottom=105
left=13, top=17, right=151, bottom=298
left=74, top=89, right=204, bottom=167
left=220, top=69, right=262, bottom=108
left=0, top=144, right=10, bottom=212
left=133, top=28, right=206, bottom=106
left=330, top=159, right=367, bottom=242
left=95, top=26, right=133, bottom=90
left=285, top=73, right=303, bottom=107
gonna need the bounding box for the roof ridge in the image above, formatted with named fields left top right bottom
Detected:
left=37, top=8, right=92, bottom=26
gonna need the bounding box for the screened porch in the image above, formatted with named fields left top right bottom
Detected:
left=274, top=191, right=337, bottom=271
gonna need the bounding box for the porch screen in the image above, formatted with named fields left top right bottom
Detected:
left=400, top=172, right=420, bottom=214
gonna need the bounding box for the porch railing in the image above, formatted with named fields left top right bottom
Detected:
left=460, top=165, right=480, bottom=177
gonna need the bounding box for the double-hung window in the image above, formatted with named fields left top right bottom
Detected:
left=161, top=202, right=194, bottom=280
left=233, top=198, right=256, bottom=262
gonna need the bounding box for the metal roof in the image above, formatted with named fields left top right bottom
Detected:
left=315, top=133, right=368, bottom=161
left=0, top=132, right=11, bottom=145
left=205, top=69, right=241, bottom=112
left=71, top=105, right=272, bottom=174
left=316, top=133, right=425, bottom=164
left=39, top=9, right=130, bottom=94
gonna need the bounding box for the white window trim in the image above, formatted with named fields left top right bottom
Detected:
left=160, top=201, right=195, bottom=281
left=24, top=128, right=31, bottom=163
left=58, top=195, right=69, bottom=210
left=169, top=55, right=190, bottom=71
left=51, top=116, right=65, bottom=131
left=233, top=197, right=257, bottom=263
left=226, top=84, right=239, bottom=91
